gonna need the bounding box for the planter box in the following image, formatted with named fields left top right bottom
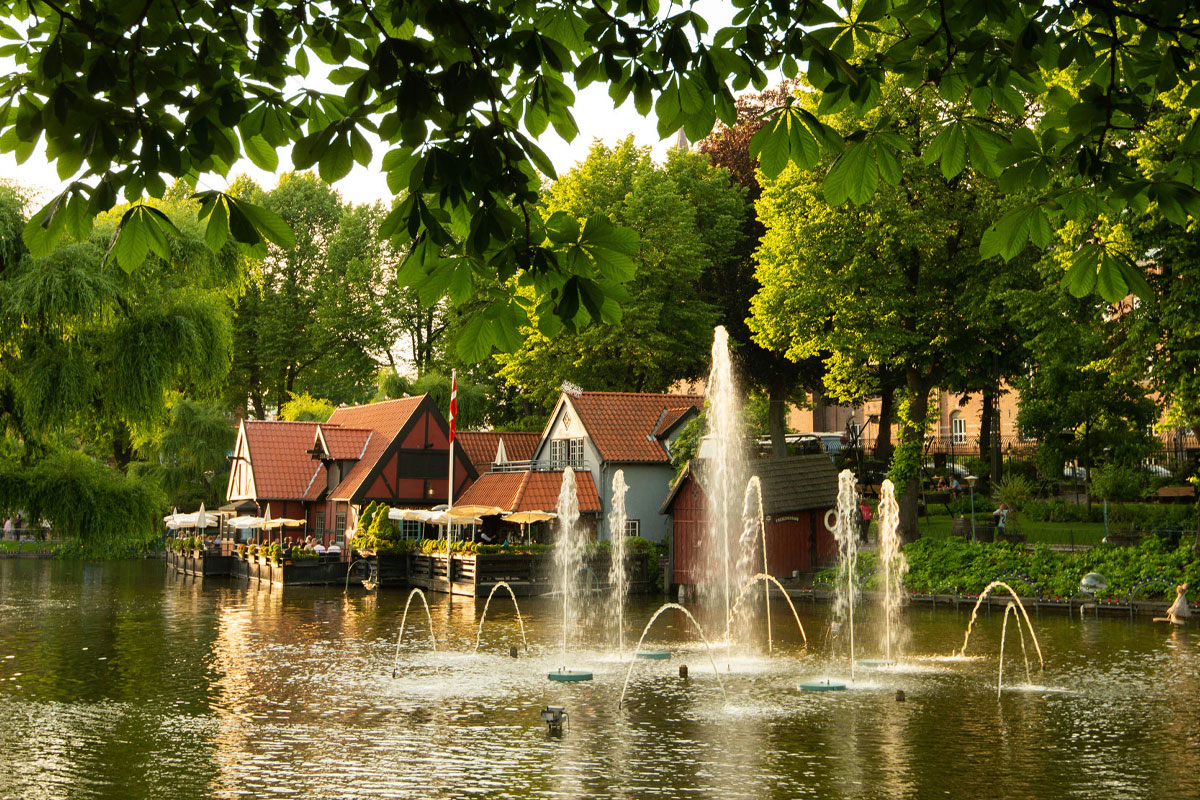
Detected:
left=405, top=551, right=652, bottom=597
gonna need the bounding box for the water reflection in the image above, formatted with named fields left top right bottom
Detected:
left=0, top=560, right=1197, bottom=799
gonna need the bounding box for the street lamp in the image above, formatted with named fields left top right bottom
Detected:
left=966, top=475, right=978, bottom=543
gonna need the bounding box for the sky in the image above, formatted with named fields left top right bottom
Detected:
left=0, top=2, right=743, bottom=206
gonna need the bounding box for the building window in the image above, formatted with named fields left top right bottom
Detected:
left=950, top=413, right=966, bottom=445
left=847, top=420, right=861, bottom=439
left=401, top=519, right=421, bottom=539
left=335, top=513, right=346, bottom=541
left=550, top=438, right=585, bottom=468
left=624, top=520, right=640, bottom=537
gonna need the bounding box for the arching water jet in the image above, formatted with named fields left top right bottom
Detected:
left=728, top=572, right=808, bottom=648
left=618, top=603, right=727, bottom=707
left=958, top=581, right=1044, bottom=669
left=473, top=581, right=528, bottom=654
left=391, top=588, right=436, bottom=677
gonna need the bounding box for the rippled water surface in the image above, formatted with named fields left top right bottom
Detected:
left=1, top=559, right=1198, bottom=799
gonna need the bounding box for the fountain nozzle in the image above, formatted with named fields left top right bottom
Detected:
left=541, top=705, right=568, bottom=734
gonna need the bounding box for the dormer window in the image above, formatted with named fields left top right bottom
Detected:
left=550, top=438, right=585, bottom=469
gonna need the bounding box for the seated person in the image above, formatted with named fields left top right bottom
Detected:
left=479, top=530, right=497, bottom=544
left=326, top=542, right=341, bottom=555
left=934, top=475, right=949, bottom=491
left=949, top=476, right=963, bottom=497
left=313, top=541, right=327, bottom=554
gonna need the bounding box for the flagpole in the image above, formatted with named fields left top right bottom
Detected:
left=447, top=369, right=456, bottom=593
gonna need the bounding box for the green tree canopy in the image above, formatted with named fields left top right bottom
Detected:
left=749, top=82, right=1041, bottom=538
left=494, top=139, right=734, bottom=412
left=0, top=182, right=241, bottom=548
left=8, top=0, right=1200, bottom=347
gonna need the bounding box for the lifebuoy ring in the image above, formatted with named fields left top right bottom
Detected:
left=824, top=509, right=837, bottom=532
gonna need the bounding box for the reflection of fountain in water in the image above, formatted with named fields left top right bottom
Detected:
left=832, top=469, right=860, bottom=680
left=997, top=602, right=1032, bottom=699
left=391, top=588, right=436, bottom=677
left=553, top=466, right=583, bottom=669
left=702, top=326, right=749, bottom=644
left=728, top=573, right=807, bottom=650
left=618, top=603, right=727, bottom=706
left=958, top=581, right=1044, bottom=669
left=608, top=470, right=630, bottom=656
left=473, top=581, right=528, bottom=653
left=877, top=480, right=907, bottom=663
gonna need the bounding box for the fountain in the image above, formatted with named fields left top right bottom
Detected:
left=728, top=573, right=808, bottom=649
left=727, top=476, right=775, bottom=652
left=812, top=470, right=860, bottom=691
left=997, top=602, right=1032, bottom=699
left=877, top=479, right=907, bottom=664
left=702, top=326, right=751, bottom=645
left=957, top=581, right=1044, bottom=669
left=391, top=588, right=436, bottom=677
left=549, top=466, right=592, bottom=681
left=618, top=603, right=728, bottom=706
left=608, top=470, right=632, bottom=657
left=473, top=581, right=528, bottom=653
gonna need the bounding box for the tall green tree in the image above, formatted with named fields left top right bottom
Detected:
left=749, top=83, right=1039, bottom=539
left=225, top=174, right=403, bottom=413
left=0, top=184, right=240, bottom=548
left=493, top=139, right=734, bottom=412
left=699, top=81, right=827, bottom=456
left=8, top=1, right=1196, bottom=347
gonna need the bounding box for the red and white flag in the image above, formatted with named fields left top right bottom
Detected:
left=448, top=372, right=457, bottom=443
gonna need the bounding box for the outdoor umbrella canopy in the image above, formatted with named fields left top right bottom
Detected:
left=501, top=510, right=556, bottom=544
left=500, top=511, right=557, bottom=524
left=196, top=502, right=208, bottom=532
left=446, top=505, right=503, bottom=519
left=226, top=515, right=264, bottom=528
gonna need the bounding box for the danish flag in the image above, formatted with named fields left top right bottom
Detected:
left=448, top=373, right=457, bottom=443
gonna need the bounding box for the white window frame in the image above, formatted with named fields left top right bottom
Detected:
left=950, top=414, right=966, bottom=445
left=624, top=520, right=640, bottom=537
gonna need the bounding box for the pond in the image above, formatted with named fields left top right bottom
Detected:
left=0, top=559, right=1197, bottom=799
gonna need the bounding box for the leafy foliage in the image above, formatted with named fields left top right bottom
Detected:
left=10, top=1, right=1197, bottom=343
left=901, top=537, right=1200, bottom=600
left=279, top=391, right=335, bottom=423
left=494, top=139, right=730, bottom=410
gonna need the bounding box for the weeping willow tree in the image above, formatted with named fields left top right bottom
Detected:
left=0, top=181, right=243, bottom=552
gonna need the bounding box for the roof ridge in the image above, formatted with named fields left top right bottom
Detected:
left=337, top=394, right=425, bottom=410
left=578, top=390, right=704, bottom=399
left=245, top=419, right=322, bottom=425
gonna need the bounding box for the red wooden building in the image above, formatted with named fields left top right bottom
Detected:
left=662, top=454, right=839, bottom=587
left=226, top=395, right=476, bottom=549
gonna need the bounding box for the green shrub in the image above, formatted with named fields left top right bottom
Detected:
left=1091, top=464, right=1146, bottom=501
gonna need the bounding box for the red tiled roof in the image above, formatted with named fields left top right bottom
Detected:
left=318, top=425, right=372, bottom=460
left=455, top=470, right=602, bottom=513
left=567, top=392, right=704, bottom=463
left=455, top=431, right=540, bottom=473
left=242, top=420, right=323, bottom=500
left=653, top=405, right=698, bottom=437
left=328, top=396, right=426, bottom=501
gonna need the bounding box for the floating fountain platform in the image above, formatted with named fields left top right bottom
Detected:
left=857, top=659, right=896, bottom=668
left=635, top=649, right=671, bottom=660
left=548, top=670, right=593, bottom=682
left=800, top=679, right=846, bottom=692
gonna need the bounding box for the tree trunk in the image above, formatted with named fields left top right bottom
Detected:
left=988, top=354, right=1003, bottom=481
left=875, top=383, right=895, bottom=460
left=974, top=386, right=993, bottom=465
left=898, top=375, right=931, bottom=544
left=768, top=379, right=788, bottom=457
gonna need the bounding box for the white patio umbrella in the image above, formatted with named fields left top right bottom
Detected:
left=501, top=510, right=557, bottom=544
left=196, top=502, right=208, bottom=533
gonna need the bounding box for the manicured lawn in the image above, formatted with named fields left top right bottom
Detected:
left=915, top=515, right=1108, bottom=547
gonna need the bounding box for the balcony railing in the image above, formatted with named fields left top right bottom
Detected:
left=489, top=459, right=590, bottom=474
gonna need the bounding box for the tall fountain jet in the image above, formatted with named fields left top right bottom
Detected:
left=608, top=470, right=630, bottom=655
left=832, top=469, right=859, bottom=681
left=703, top=326, right=751, bottom=644
left=877, top=479, right=908, bottom=663
left=553, top=466, right=583, bottom=664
